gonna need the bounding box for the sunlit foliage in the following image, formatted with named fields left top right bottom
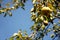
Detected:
left=30, top=0, right=60, bottom=40
left=0, top=0, right=60, bottom=40
left=0, top=0, right=26, bottom=17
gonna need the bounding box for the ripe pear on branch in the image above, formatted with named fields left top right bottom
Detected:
left=41, top=7, right=53, bottom=23
left=41, top=7, right=53, bottom=16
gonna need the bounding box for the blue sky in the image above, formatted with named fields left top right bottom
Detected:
left=0, top=0, right=59, bottom=40
left=0, top=0, right=34, bottom=40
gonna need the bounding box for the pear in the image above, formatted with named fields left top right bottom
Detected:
left=41, top=7, right=53, bottom=12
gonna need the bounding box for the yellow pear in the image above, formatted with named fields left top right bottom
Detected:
left=41, top=7, right=53, bottom=13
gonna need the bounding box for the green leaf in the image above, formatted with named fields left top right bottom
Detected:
left=6, top=3, right=10, bottom=7
left=9, top=12, right=12, bottom=16
left=9, top=37, right=14, bottom=40
left=43, top=16, right=48, bottom=21
left=4, top=13, right=7, bottom=17
left=50, top=34, right=55, bottom=38
left=20, top=3, right=25, bottom=7
left=0, top=11, right=2, bottom=14
left=21, top=7, right=25, bottom=10
left=57, top=12, right=60, bottom=16
left=32, top=0, right=36, bottom=4
left=16, top=36, right=20, bottom=40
